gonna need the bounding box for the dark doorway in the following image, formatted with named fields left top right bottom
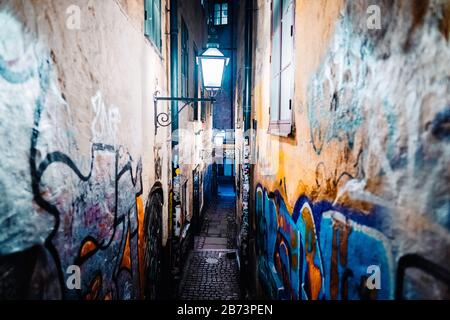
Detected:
left=144, top=190, right=163, bottom=300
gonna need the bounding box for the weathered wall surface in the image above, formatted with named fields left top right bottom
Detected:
left=244, top=0, right=450, bottom=299
left=0, top=0, right=171, bottom=299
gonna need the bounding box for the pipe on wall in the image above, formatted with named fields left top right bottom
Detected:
left=243, top=0, right=253, bottom=132
left=170, top=0, right=179, bottom=136
left=169, top=0, right=179, bottom=275
left=239, top=0, right=254, bottom=296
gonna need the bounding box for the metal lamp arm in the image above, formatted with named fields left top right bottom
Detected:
left=153, top=92, right=215, bottom=134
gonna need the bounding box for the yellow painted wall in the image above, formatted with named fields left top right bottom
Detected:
left=240, top=0, right=450, bottom=299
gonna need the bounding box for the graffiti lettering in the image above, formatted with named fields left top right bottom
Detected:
left=91, top=91, right=121, bottom=145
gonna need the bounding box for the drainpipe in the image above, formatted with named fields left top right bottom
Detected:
left=170, top=0, right=179, bottom=290
left=239, top=0, right=253, bottom=297
left=170, top=0, right=179, bottom=134
left=243, top=0, right=252, bottom=132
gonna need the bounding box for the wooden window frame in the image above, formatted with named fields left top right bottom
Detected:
left=212, top=1, right=229, bottom=26
left=144, top=0, right=162, bottom=51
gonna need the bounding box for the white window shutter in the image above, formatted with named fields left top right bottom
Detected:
left=280, top=64, right=293, bottom=122
left=280, top=0, right=294, bottom=124
left=270, top=0, right=282, bottom=122
left=281, top=0, right=293, bottom=71
left=271, top=74, right=281, bottom=121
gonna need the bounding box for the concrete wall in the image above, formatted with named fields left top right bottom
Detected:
left=236, top=0, right=450, bottom=299
left=0, top=0, right=211, bottom=300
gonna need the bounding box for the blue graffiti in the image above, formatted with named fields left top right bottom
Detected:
left=255, top=185, right=393, bottom=300
left=0, top=56, right=35, bottom=84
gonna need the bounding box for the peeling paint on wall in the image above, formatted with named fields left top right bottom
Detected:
left=306, top=0, right=450, bottom=228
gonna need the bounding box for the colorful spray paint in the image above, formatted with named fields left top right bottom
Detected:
left=0, top=10, right=163, bottom=300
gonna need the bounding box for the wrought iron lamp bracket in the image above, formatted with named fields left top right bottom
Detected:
left=153, top=91, right=215, bottom=134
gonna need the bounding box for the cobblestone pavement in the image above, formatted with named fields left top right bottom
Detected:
left=178, top=183, right=241, bottom=300
left=178, top=250, right=240, bottom=300
left=195, top=193, right=236, bottom=250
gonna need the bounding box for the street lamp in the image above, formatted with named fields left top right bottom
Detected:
left=153, top=45, right=229, bottom=134
left=197, top=45, right=230, bottom=91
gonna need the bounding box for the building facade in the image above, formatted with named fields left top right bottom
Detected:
left=0, top=0, right=213, bottom=300
left=234, top=0, right=450, bottom=300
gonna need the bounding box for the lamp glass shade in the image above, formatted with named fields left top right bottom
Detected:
left=197, top=47, right=229, bottom=89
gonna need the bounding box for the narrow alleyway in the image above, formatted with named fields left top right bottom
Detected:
left=178, top=180, right=241, bottom=300
left=1, top=0, right=449, bottom=304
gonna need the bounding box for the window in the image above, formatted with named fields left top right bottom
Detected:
left=144, top=0, right=162, bottom=50
left=181, top=19, right=189, bottom=97
left=213, top=2, right=228, bottom=26
left=269, top=0, right=294, bottom=136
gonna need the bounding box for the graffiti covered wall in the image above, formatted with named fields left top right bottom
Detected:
left=246, top=0, right=450, bottom=299
left=0, top=0, right=169, bottom=299
left=255, top=186, right=394, bottom=299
